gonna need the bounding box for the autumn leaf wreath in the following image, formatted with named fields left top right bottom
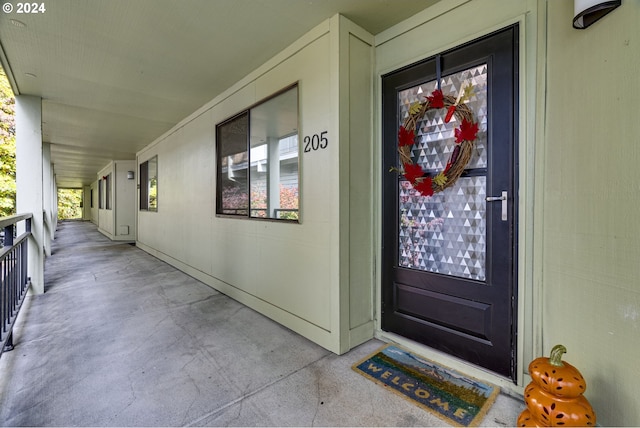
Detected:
left=394, top=85, right=479, bottom=197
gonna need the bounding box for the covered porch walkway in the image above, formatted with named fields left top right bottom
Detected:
left=0, top=220, right=523, bottom=426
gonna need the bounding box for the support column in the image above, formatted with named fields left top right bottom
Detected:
left=43, top=142, right=53, bottom=256
left=82, top=185, right=91, bottom=220
left=16, top=95, right=45, bottom=294
left=52, top=173, right=58, bottom=225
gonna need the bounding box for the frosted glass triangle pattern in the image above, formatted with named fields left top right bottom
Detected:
left=399, top=177, right=486, bottom=281
left=397, top=64, right=488, bottom=282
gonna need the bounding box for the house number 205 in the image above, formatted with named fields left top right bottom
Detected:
left=303, top=131, right=328, bottom=152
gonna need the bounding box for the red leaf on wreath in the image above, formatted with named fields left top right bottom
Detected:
left=402, top=162, right=424, bottom=183
left=454, top=119, right=479, bottom=143
left=444, top=105, right=456, bottom=123
left=427, top=89, right=444, bottom=109
left=398, top=126, right=415, bottom=147
left=414, top=177, right=434, bottom=196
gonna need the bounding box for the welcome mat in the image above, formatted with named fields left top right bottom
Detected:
left=353, top=345, right=499, bottom=427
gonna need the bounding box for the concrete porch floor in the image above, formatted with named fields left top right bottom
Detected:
left=0, top=220, right=525, bottom=426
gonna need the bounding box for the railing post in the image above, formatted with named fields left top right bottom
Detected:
left=3, top=224, right=13, bottom=247
left=3, top=333, right=13, bottom=352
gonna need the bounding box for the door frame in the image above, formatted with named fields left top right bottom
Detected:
left=373, top=11, right=542, bottom=391
left=381, top=25, right=519, bottom=379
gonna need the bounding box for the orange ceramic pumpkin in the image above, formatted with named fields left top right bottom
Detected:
left=522, top=383, right=596, bottom=426
left=517, top=345, right=596, bottom=427
left=517, top=409, right=542, bottom=427
left=529, top=345, right=586, bottom=398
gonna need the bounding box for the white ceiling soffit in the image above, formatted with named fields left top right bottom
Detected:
left=0, top=0, right=439, bottom=188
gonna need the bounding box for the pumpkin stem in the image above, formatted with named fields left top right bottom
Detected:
left=549, top=344, right=567, bottom=367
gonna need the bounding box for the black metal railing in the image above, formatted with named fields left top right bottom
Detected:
left=0, top=213, right=32, bottom=357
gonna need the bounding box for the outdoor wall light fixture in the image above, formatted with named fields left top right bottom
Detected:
left=127, top=171, right=134, bottom=180
left=573, top=0, right=621, bottom=29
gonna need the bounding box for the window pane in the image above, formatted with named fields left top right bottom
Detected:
left=249, top=86, right=299, bottom=220
left=139, top=160, right=149, bottom=210
left=217, top=113, right=249, bottom=215
left=105, top=174, right=112, bottom=210
left=98, top=179, right=103, bottom=209
left=148, top=156, right=158, bottom=211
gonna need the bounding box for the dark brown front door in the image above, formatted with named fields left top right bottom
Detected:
left=381, top=26, right=519, bottom=379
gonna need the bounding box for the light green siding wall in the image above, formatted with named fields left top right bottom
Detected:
left=97, top=160, right=136, bottom=241
left=137, top=28, right=338, bottom=350
left=136, top=16, right=375, bottom=355
left=544, top=1, right=640, bottom=425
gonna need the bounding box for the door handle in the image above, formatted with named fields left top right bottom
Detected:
left=486, top=191, right=508, bottom=221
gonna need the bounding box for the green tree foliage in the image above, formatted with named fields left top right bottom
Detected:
left=57, top=189, right=83, bottom=220
left=250, top=185, right=299, bottom=219
left=0, top=67, right=16, bottom=217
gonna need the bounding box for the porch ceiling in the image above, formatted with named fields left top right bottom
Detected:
left=0, top=0, right=439, bottom=188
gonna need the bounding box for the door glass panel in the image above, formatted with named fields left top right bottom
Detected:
left=397, top=64, right=488, bottom=281
left=399, top=177, right=486, bottom=281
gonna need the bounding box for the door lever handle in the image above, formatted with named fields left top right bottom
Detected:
left=486, top=191, right=508, bottom=221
